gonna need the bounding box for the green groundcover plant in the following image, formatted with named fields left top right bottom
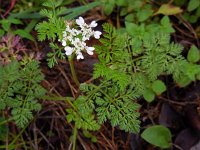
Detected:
left=0, top=60, right=46, bottom=128
left=36, top=0, right=200, bottom=136
left=1, top=0, right=199, bottom=149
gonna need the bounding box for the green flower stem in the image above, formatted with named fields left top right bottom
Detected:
left=68, top=55, right=80, bottom=87
left=72, top=126, right=77, bottom=150
left=0, top=117, right=13, bottom=126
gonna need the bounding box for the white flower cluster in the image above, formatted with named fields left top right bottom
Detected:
left=60, top=17, right=102, bottom=60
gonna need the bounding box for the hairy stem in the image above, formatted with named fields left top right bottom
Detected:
left=68, top=55, right=80, bottom=87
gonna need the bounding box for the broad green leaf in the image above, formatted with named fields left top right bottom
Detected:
left=120, top=8, right=128, bottom=16
left=125, top=22, right=138, bottom=37
left=103, top=0, right=115, bottom=16
left=187, top=0, right=200, bottom=12
left=160, top=16, right=175, bottom=33
left=10, top=11, right=42, bottom=19
left=126, top=22, right=148, bottom=39
left=116, top=0, right=126, bottom=6
left=63, top=1, right=101, bottom=19
left=14, top=29, right=34, bottom=41
left=143, top=89, right=155, bottom=103
left=25, top=19, right=38, bottom=32
left=185, top=64, right=200, bottom=81
left=8, top=18, right=23, bottom=25
left=152, top=80, right=166, bottom=95
left=130, top=0, right=143, bottom=10
left=188, top=15, right=198, bottom=23
left=187, top=45, right=200, bottom=63
left=141, top=125, right=172, bottom=149
left=183, top=12, right=190, bottom=21
left=176, top=75, right=192, bottom=87
left=125, top=14, right=134, bottom=22
left=137, top=5, right=153, bottom=22
left=161, top=16, right=171, bottom=25
left=1, top=20, right=11, bottom=31
left=154, top=4, right=183, bottom=15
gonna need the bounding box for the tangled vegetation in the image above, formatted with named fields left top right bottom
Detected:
left=0, top=0, right=200, bottom=149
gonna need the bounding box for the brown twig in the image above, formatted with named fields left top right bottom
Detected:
left=159, top=97, right=199, bottom=106
left=3, top=0, right=16, bottom=17
left=176, top=14, right=200, bottom=47
left=58, top=67, right=78, bottom=98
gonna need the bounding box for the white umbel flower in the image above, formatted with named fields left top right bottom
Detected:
left=59, top=17, right=102, bottom=60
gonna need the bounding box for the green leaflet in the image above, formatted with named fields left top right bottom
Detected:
left=143, top=89, right=155, bottom=103
left=187, top=45, right=200, bottom=63
left=141, top=125, right=172, bottom=149
left=152, top=80, right=166, bottom=95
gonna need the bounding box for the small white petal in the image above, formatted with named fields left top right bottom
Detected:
left=67, top=35, right=73, bottom=42
left=85, top=46, right=95, bottom=55
left=74, top=38, right=80, bottom=43
left=94, top=31, right=102, bottom=39
left=64, top=46, right=73, bottom=55
left=65, top=25, right=70, bottom=31
left=82, top=36, right=89, bottom=41
left=89, top=21, right=97, bottom=27
left=74, top=29, right=81, bottom=35
left=63, top=31, right=67, bottom=37
left=76, top=17, right=85, bottom=26
left=76, top=52, right=84, bottom=59
left=62, top=40, right=66, bottom=46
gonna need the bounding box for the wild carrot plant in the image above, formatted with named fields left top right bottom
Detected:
left=35, top=0, right=200, bottom=149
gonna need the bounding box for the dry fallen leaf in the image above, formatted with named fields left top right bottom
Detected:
left=154, top=4, right=183, bottom=15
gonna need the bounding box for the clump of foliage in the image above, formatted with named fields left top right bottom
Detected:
left=67, top=23, right=200, bottom=133
left=35, top=1, right=141, bottom=133
left=0, top=60, right=46, bottom=128
left=0, top=34, right=46, bottom=128
left=101, top=0, right=154, bottom=23
left=94, top=23, right=200, bottom=102
left=36, top=0, right=200, bottom=135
